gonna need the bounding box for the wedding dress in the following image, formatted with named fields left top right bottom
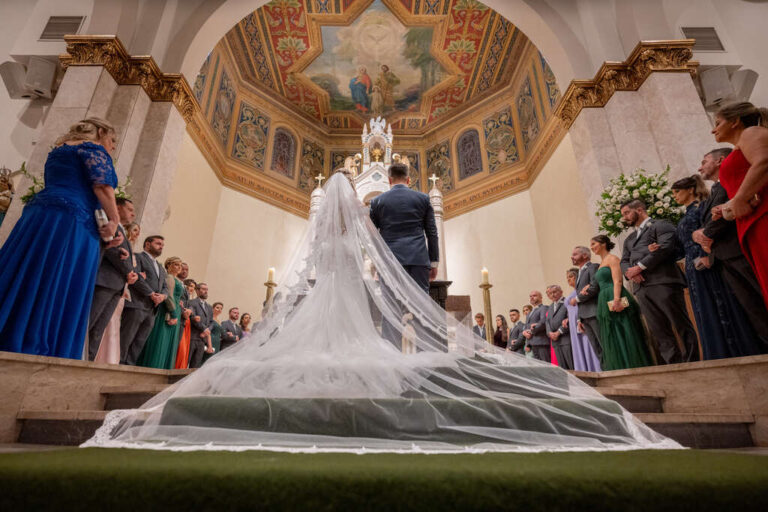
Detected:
left=85, top=173, right=680, bottom=453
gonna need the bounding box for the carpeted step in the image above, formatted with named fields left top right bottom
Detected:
left=158, top=396, right=635, bottom=446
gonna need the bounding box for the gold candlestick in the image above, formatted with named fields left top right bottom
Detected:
left=479, top=282, right=494, bottom=346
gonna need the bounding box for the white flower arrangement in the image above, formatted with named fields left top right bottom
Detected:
left=596, top=166, right=684, bottom=236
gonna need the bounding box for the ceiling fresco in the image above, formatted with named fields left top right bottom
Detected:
left=218, top=0, right=528, bottom=133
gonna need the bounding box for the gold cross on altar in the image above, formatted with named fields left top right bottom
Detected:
left=429, top=174, right=439, bottom=188
left=315, top=174, right=325, bottom=187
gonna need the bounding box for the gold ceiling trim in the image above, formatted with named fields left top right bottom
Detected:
left=60, top=35, right=200, bottom=123
left=554, top=40, right=698, bottom=128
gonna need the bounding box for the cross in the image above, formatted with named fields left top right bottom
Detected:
left=429, top=174, right=439, bottom=188
left=315, top=173, right=325, bottom=187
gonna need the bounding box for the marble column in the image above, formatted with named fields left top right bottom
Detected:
left=429, top=183, right=448, bottom=281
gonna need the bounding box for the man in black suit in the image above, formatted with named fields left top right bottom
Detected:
left=693, top=148, right=768, bottom=346
left=188, top=282, right=214, bottom=368
left=620, top=199, right=699, bottom=364
left=515, top=291, right=550, bottom=362
left=506, top=309, right=525, bottom=353
left=120, top=235, right=168, bottom=365
left=546, top=285, right=573, bottom=369
left=87, top=198, right=138, bottom=360
left=472, top=313, right=487, bottom=340
left=569, top=245, right=602, bottom=361
left=220, top=306, right=243, bottom=351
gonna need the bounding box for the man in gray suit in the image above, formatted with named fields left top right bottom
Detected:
left=220, top=306, right=243, bottom=351
left=693, top=148, right=768, bottom=346
left=188, top=282, right=214, bottom=368
left=506, top=309, right=525, bottom=353
left=87, top=198, right=138, bottom=360
left=516, top=291, right=550, bottom=362
left=545, top=285, right=573, bottom=370
left=620, top=199, right=699, bottom=364
left=120, top=235, right=168, bottom=365
left=569, top=245, right=602, bottom=361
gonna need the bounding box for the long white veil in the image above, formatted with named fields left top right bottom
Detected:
left=85, top=173, right=680, bottom=452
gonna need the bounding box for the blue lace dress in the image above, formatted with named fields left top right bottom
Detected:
left=676, top=202, right=764, bottom=359
left=0, top=142, right=117, bottom=358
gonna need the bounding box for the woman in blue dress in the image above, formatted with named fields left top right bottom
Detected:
left=669, top=175, right=764, bottom=359
left=0, top=118, right=120, bottom=359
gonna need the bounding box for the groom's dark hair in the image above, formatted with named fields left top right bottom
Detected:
left=388, top=163, right=409, bottom=181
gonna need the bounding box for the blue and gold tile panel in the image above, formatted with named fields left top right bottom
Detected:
left=483, top=106, right=519, bottom=173
left=232, top=100, right=270, bottom=171
left=426, top=140, right=453, bottom=192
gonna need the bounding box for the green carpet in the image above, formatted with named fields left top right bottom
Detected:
left=1, top=448, right=767, bottom=511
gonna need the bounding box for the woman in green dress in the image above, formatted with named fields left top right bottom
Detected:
left=587, top=235, right=651, bottom=370
left=137, top=256, right=184, bottom=369
left=202, top=301, right=224, bottom=364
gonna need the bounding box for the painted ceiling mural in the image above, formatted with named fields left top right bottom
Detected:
left=219, top=0, right=527, bottom=134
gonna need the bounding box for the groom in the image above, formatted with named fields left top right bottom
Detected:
left=370, top=162, right=439, bottom=293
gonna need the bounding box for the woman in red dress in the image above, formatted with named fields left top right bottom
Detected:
left=711, top=102, right=768, bottom=309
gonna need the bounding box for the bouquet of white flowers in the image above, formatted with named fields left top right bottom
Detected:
left=596, top=166, right=685, bottom=236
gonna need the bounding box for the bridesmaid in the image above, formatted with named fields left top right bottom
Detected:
left=565, top=268, right=601, bottom=371
left=492, top=314, right=508, bottom=349
left=202, top=302, right=224, bottom=364
left=711, top=102, right=768, bottom=309
left=240, top=312, right=253, bottom=336
left=138, top=257, right=184, bottom=369
left=174, top=278, right=196, bottom=369
left=588, top=235, right=652, bottom=370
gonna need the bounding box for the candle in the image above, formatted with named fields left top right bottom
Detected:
left=268, top=267, right=275, bottom=282
left=481, top=267, right=489, bottom=285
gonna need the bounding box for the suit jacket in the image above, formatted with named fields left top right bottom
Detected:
left=125, top=251, right=168, bottom=310
left=189, top=298, right=214, bottom=343
left=95, top=225, right=135, bottom=291
left=620, top=218, right=686, bottom=292
left=507, top=321, right=525, bottom=352
left=545, top=299, right=570, bottom=345
left=574, top=262, right=599, bottom=319
left=472, top=324, right=487, bottom=339
left=700, top=182, right=743, bottom=261
left=517, top=304, right=549, bottom=347
left=221, top=320, right=243, bottom=344
left=369, top=184, right=439, bottom=267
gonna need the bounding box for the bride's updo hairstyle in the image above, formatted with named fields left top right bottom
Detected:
left=671, top=174, right=709, bottom=201
left=716, top=102, right=768, bottom=129
left=591, top=234, right=615, bottom=251
left=55, top=117, right=116, bottom=146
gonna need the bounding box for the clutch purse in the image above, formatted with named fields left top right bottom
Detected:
left=608, top=297, right=630, bottom=309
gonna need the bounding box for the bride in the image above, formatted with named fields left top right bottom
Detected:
left=85, top=173, right=679, bottom=453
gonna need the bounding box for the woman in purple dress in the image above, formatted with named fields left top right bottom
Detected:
left=565, top=268, right=601, bottom=371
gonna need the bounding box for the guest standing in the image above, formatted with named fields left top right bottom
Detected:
left=174, top=279, right=196, bottom=369
left=137, top=257, right=184, bottom=369
left=545, top=285, right=573, bottom=370
left=620, top=199, right=699, bottom=364
left=669, top=175, right=763, bottom=359
left=492, top=314, right=508, bottom=349
left=592, top=235, right=651, bottom=370
left=565, top=268, right=601, bottom=371
left=220, top=307, right=243, bottom=352
left=240, top=313, right=253, bottom=336
left=710, top=102, right=768, bottom=310
left=693, top=148, right=768, bottom=345
left=568, top=246, right=603, bottom=362
left=472, top=313, right=486, bottom=340
left=88, top=198, right=138, bottom=359
left=188, top=283, right=214, bottom=369
left=506, top=309, right=525, bottom=354
left=0, top=118, right=120, bottom=358
left=202, top=302, right=224, bottom=364
left=120, top=235, right=168, bottom=365
left=517, top=291, right=549, bottom=362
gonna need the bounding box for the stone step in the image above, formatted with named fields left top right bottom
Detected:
left=635, top=413, right=755, bottom=449
left=101, top=385, right=169, bottom=410
left=592, top=387, right=665, bottom=413
left=17, top=410, right=107, bottom=446
left=571, top=371, right=600, bottom=386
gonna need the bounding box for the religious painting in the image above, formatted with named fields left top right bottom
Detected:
left=193, top=53, right=211, bottom=104
left=539, top=52, right=561, bottom=110
left=305, top=0, right=445, bottom=117
left=330, top=151, right=352, bottom=172
left=483, top=106, right=519, bottom=173
left=299, top=138, right=325, bottom=192
left=426, top=140, right=453, bottom=192
left=232, top=101, right=270, bottom=171
left=211, top=69, right=236, bottom=148
left=271, top=128, right=297, bottom=178
left=516, top=76, right=540, bottom=151
left=456, top=129, right=483, bottom=180
left=404, top=151, right=421, bottom=191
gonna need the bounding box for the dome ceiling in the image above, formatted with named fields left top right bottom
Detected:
left=220, top=0, right=528, bottom=134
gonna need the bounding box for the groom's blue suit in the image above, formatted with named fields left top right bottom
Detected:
left=370, top=184, right=439, bottom=292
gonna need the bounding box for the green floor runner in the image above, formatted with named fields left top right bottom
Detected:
left=0, top=448, right=766, bottom=511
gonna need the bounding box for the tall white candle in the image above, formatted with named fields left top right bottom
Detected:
left=481, top=267, right=489, bottom=285
left=268, top=267, right=275, bottom=282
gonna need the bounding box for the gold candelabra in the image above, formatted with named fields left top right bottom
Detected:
left=479, top=267, right=493, bottom=346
